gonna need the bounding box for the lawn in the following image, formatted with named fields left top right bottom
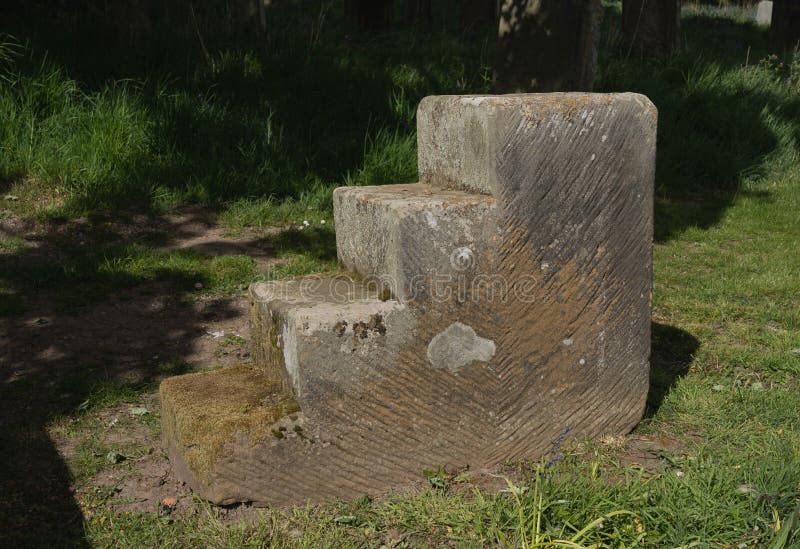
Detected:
left=1, top=1, right=799, bottom=547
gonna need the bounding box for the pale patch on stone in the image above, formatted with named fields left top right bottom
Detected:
left=424, top=210, right=438, bottom=228
left=427, top=322, right=496, bottom=372
left=281, top=321, right=299, bottom=394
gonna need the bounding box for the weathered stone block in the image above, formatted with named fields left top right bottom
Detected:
left=249, top=276, right=414, bottom=421
left=418, top=93, right=657, bottom=196
left=162, top=92, right=657, bottom=507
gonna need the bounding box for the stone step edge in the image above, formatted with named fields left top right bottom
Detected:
left=248, top=274, right=407, bottom=398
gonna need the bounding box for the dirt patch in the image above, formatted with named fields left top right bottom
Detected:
left=0, top=208, right=291, bottom=535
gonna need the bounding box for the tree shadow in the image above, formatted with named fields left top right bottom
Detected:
left=598, top=7, right=800, bottom=242
left=0, top=215, right=268, bottom=546
left=260, top=226, right=338, bottom=263
left=644, top=322, right=700, bottom=419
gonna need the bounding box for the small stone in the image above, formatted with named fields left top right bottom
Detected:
left=194, top=282, right=203, bottom=290
left=675, top=470, right=685, bottom=478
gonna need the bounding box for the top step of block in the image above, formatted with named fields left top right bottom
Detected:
left=417, top=93, right=657, bottom=196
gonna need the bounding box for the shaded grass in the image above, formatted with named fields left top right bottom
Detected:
left=0, top=241, right=259, bottom=313
left=0, top=17, right=481, bottom=219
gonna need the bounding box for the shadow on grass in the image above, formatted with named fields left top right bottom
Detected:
left=598, top=9, right=800, bottom=242
left=261, top=226, right=338, bottom=263
left=645, top=322, right=700, bottom=419
left=0, top=214, right=269, bottom=546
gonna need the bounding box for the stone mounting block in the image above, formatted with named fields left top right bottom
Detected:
left=160, top=92, right=657, bottom=506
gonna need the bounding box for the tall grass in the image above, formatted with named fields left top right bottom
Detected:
left=0, top=11, right=492, bottom=219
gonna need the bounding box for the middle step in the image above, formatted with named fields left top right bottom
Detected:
left=333, top=183, right=497, bottom=303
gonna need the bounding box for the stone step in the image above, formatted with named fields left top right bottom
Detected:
left=333, top=183, right=497, bottom=303
left=162, top=275, right=422, bottom=505
left=159, top=363, right=300, bottom=505
left=248, top=275, right=413, bottom=413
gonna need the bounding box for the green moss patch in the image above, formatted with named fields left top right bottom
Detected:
left=159, top=364, right=299, bottom=484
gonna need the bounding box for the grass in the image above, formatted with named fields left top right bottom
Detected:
left=1, top=1, right=800, bottom=547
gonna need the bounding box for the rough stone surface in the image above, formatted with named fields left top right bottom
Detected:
left=333, top=184, right=498, bottom=302
left=757, top=1, right=774, bottom=25
left=418, top=93, right=657, bottom=196
left=495, top=0, right=602, bottom=93
left=162, top=92, right=657, bottom=506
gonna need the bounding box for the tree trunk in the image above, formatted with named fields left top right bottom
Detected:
left=349, top=0, right=392, bottom=32
left=462, top=0, right=497, bottom=32
left=770, top=0, right=800, bottom=55
left=622, top=0, right=681, bottom=58
left=406, top=0, right=432, bottom=28
left=494, top=0, right=603, bottom=93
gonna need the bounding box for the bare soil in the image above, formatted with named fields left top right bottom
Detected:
left=0, top=209, right=281, bottom=527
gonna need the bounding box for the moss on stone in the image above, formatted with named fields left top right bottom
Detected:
left=160, top=364, right=299, bottom=485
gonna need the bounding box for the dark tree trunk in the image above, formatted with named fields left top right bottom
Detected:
left=462, top=0, right=496, bottom=32
left=406, top=0, right=432, bottom=28
left=622, top=0, right=681, bottom=58
left=494, top=0, right=602, bottom=93
left=770, top=0, right=800, bottom=55
left=349, top=0, right=392, bottom=32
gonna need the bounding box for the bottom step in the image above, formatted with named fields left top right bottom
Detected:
left=159, top=364, right=300, bottom=505
left=161, top=275, right=430, bottom=506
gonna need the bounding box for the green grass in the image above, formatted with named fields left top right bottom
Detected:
left=2, top=1, right=800, bottom=547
